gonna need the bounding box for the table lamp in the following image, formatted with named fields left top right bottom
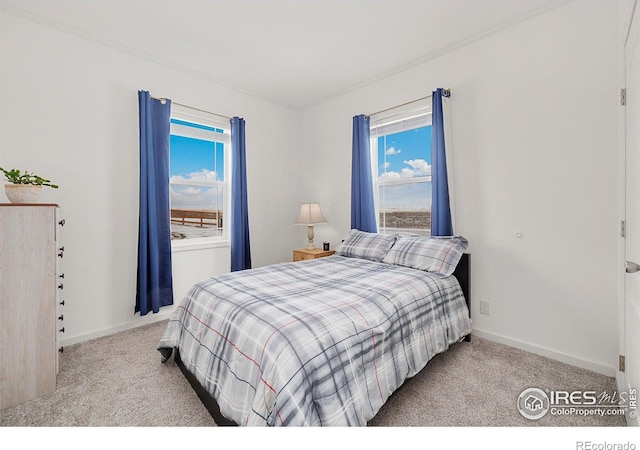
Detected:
left=295, top=202, right=327, bottom=250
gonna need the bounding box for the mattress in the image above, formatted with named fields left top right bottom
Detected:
left=158, top=255, right=472, bottom=426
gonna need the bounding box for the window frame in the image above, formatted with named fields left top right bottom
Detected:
left=169, top=104, right=231, bottom=251
left=370, top=99, right=433, bottom=236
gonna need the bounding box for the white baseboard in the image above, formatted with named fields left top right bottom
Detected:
left=471, top=328, right=616, bottom=377
left=59, top=309, right=175, bottom=348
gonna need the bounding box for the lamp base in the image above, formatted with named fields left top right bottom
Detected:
left=306, top=224, right=315, bottom=250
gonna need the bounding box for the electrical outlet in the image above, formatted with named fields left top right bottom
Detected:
left=480, top=300, right=491, bottom=315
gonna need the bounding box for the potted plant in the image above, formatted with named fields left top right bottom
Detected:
left=1, top=167, right=58, bottom=203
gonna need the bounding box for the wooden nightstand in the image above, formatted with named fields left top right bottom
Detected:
left=293, top=248, right=336, bottom=262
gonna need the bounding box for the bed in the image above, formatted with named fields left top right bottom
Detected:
left=158, top=230, right=472, bottom=426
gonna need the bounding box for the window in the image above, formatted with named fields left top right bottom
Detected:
left=169, top=105, right=230, bottom=242
left=370, top=99, right=432, bottom=236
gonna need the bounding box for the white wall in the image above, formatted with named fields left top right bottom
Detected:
left=0, top=11, right=304, bottom=345
left=0, top=1, right=622, bottom=375
left=300, top=0, right=620, bottom=374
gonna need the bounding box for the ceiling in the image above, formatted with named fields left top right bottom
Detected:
left=0, top=0, right=572, bottom=110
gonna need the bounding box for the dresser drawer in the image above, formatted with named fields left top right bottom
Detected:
left=293, top=248, right=335, bottom=261
left=293, top=251, right=313, bottom=261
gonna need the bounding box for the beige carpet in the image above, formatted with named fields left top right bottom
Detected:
left=0, top=320, right=627, bottom=427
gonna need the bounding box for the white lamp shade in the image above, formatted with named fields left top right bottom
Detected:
left=294, top=203, right=327, bottom=225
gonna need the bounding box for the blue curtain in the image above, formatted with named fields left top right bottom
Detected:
left=351, top=114, right=377, bottom=233
left=230, top=117, right=252, bottom=271
left=431, top=88, right=454, bottom=236
left=136, top=90, right=173, bottom=315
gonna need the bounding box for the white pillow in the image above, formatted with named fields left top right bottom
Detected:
left=335, top=229, right=398, bottom=262
left=382, top=235, right=468, bottom=276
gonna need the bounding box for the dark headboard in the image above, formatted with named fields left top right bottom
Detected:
left=452, top=253, right=471, bottom=340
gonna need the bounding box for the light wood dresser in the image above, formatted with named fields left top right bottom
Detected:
left=0, top=204, right=65, bottom=409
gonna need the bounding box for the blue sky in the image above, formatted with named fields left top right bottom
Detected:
left=169, top=135, right=223, bottom=181
left=169, top=119, right=225, bottom=210
left=168, top=121, right=431, bottom=211
left=169, top=119, right=224, bottom=182
left=377, top=125, right=432, bottom=210
left=378, top=125, right=431, bottom=179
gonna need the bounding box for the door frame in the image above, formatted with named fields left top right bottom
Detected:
left=619, top=0, right=640, bottom=427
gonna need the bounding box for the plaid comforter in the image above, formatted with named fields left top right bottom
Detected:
left=158, top=255, right=471, bottom=426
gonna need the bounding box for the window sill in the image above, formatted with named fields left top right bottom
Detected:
left=171, top=237, right=230, bottom=253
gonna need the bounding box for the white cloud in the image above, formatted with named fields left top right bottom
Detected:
left=169, top=168, right=223, bottom=209
left=403, top=159, right=431, bottom=176
left=382, top=162, right=390, bottom=169
left=170, top=185, right=221, bottom=209
left=386, top=147, right=401, bottom=155
left=379, top=171, right=401, bottom=180
left=170, top=168, right=219, bottom=184
left=379, top=159, right=431, bottom=181
left=401, top=168, right=415, bottom=178
left=183, top=187, right=202, bottom=195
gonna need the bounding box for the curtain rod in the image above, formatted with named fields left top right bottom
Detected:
left=367, top=88, right=451, bottom=118
left=151, top=95, right=232, bottom=120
